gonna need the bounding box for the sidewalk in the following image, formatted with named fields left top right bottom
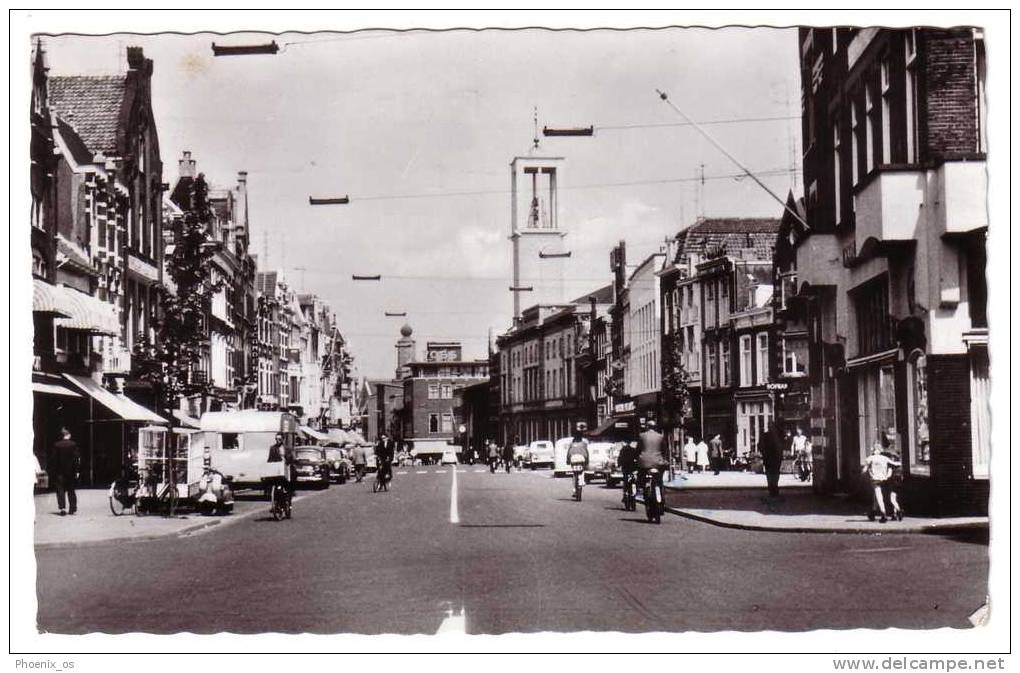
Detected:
left=660, top=471, right=989, bottom=534
left=34, top=487, right=281, bottom=548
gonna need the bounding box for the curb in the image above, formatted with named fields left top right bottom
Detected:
left=660, top=503, right=989, bottom=535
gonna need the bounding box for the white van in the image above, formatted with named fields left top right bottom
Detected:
left=527, top=440, right=555, bottom=469
left=553, top=437, right=614, bottom=479
left=201, top=411, right=298, bottom=490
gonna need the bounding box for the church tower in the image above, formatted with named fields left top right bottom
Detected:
left=510, top=154, right=567, bottom=321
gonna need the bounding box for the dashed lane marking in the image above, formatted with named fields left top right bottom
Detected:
left=416, top=470, right=428, bottom=474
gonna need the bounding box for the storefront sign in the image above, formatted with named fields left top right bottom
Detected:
left=766, top=383, right=789, bottom=391
left=613, top=401, right=635, bottom=413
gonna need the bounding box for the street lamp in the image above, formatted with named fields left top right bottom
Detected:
left=384, top=311, right=407, bottom=317
left=543, top=126, right=594, bottom=137
left=352, top=275, right=382, bottom=281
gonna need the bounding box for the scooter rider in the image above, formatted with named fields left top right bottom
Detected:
left=566, top=422, right=590, bottom=487
left=636, top=420, right=668, bottom=491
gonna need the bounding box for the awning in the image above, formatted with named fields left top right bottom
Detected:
left=32, top=380, right=82, bottom=398
left=54, top=286, right=120, bottom=336
left=299, top=425, right=330, bottom=442
left=32, top=279, right=71, bottom=317
left=172, top=410, right=201, bottom=429
left=62, top=374, right=168, bottom=423
left=589, top=415, right=634, bottom=439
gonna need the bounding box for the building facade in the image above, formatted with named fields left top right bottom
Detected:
left=793, top=27, right=988, bottom=514
left=401, top=341, right=489, bottom=441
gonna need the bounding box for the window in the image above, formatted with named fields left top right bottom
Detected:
left=850, top=101, right=860, bottom=185
left=429, top=414, right=440, bottom=433
left=905, top=30, right=919, bottom=163
left=756, top=333, right=769, bottom=385
left=428, top=383, right=439, bottom=399
left=782, top=335, right=809, bottom=376
left=720, top=340, right=731, bottom=387
left=221, top=433, right=240, bottom=450
left=441, top=413, right=454, bottom=433
left=970, top=346, right=989, bottom=479
left=833, top=122, right=842, bottom=226
left=706, top=343, right=718, bottom=388
left=853, top=276, right=893, bottom=356
left=865, top=83, right=876, bottom=174
left=739, top=335, right=752, bottom=387
left=880, top=59, right=892, bottom=164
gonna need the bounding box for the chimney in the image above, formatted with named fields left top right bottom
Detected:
left=126, top=46, right=151, bottom=75
left=179, top=151, right=196, bottom=179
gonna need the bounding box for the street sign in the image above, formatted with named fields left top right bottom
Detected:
left=766, top=383, right=789, bottom=391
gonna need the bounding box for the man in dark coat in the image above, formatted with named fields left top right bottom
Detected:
left=760, top=423, right=784, bottom=498
left=48, top=427, right=80, bottom=515
left=708, top=434, right=724, bottom=475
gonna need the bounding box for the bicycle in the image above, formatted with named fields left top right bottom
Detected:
left=641, top=468, right=665, bottom=524
left=108, top=468, right=138, bottom=516
left=269, top=482, right=292, bottom=521
left=373, top=463, right=392, bottom=493
left=621, top=471, right=637, bottom=511
left=570, top=461, right=586, bottom=501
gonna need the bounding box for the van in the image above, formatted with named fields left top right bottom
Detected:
left=201, top=411, right=298, bottom=490
left=527, top=440, right=555, bottom=469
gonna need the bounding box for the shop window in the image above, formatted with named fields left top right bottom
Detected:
left=853, top=276, right=893, bottom=356
left=858, top=362, right=899, bottom=462
left=905, top=349, right=931, bottom=476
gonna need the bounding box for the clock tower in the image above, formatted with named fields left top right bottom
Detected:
left=510, top=154, right=567, bottom=321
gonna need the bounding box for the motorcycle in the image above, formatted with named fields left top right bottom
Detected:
left=642, top=468, right=664, bottom=524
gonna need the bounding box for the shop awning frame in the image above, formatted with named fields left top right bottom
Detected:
left=62, top=374, right=167, bottom=424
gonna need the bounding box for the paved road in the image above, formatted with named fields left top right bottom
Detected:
left=36, top=466, right=988, bottom=634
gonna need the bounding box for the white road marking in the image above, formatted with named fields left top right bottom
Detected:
left=449, top=462, right=459, bottom=524
left=396, top=471, right=408, bottom=475
left=474, top=469, right=486, bottom=473
left=416, top=470, right=428, bottom=474
left=436, top=604, right=466, bottom=634
left=435, top=470, right=447, bottom=474
left=457, top=470, right=467, bottom=473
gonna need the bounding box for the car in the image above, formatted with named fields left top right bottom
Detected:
left=512, top=445, right=529, bottom=462
left=292, top=446, right=330, bottom=489
left=322, top=447, right=351, bottom=484
left=440, top=449, right=458, bottom=465
left=34, top=454, right=48, bottom=491
left=552, top=438, right=615, bottom=480
left=527, top=440, right=555, bottom=469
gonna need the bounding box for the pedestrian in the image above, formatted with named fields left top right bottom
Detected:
left=760, top=423, right=783, bottom=498
left=47, top=427, right=80, bottom=516
left=708, top=434, right=724, bottom=475
left=683, top=436, right=697, bottom=473
left=351, top=444, right=367, bottom=482
left=695, top=437, right=710, bottom=473
left=862, top=442, right=900, bottom=523
left=883, top=448, right=905, bottom=521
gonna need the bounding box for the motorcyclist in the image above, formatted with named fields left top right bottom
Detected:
left=636, top=420, right=668, bottom=494
left=566, top=422, right=590, bottom=489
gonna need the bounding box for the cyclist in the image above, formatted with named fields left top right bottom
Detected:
left=266, top=432, right=294, bottom=517
left=616, top=437, right=640, bottom=508
left=375, top=433, right=395, bottom=489
left=636, top=420, right=668, bottom=502
left=566, top=422, right=590, bottom=493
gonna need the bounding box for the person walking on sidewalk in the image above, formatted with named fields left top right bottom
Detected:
left=760, top=423, right=783, bottom=498
left=695, top=437, right=710, bottom=473
left=862, top=442, right=900, bottom=523
left=708, top=434, right=724, bottom=475
left=683, top=437, right=697, bottom=473
left=47, top=427, right=80, bottom=516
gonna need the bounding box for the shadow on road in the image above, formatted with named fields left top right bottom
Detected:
left=459, top=524, right=546, bottom=528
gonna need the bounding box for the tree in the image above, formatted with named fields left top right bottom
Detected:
left=662, top=333, right=692, bottom=425
left=133, top=173, right=221, bottom=413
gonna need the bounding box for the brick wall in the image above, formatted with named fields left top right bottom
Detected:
left=923, top=28, right=981, bottom=162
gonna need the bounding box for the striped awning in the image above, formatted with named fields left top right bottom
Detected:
left=62, top=374, right=167, bottom=423
left=54, top=286, right=120, bottom=336
left=32, top=279, right=71, bottom=317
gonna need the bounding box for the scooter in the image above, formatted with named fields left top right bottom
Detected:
left=570, top=460, right=586, bottom=501
left=642, top=468, right=664, bottom=524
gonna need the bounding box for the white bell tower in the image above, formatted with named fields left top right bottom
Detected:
left=510, top=154, right=567, bottom=320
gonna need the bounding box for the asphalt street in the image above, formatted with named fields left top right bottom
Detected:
left=35, top=466, right=988, bottom=634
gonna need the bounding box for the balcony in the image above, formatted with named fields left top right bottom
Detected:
left=853, top=169, right=925, bottom=250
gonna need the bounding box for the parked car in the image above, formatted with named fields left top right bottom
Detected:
left=34, top=454, right=48, bottom=491
left=553, top=438, right=614, bottom=480
left=604, top=442, right=627, bottom=487
left=440, top=449, right=458, bottom=465
left=527, top=440, right=555, bottom=469
left=322, top=447, right=351, bottom=484
left=292, top=446, right=330, bottom=489
left=513, top=445, right=529, bottom=463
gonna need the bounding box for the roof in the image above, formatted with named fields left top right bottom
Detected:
left=569, top=283, right=614, bottom=305
left=48, top=75, right=127, bottom=156
left=675, top=217, right=781, bottom=264
left=54, top=116, right=93, bottom=164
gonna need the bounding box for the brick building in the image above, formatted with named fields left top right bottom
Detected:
left=401, top=340, right=489, bottom=442
left=791, top=27, right=988, bottom=514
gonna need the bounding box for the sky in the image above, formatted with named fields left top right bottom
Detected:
left=39, top=27, right=802, bottom=380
